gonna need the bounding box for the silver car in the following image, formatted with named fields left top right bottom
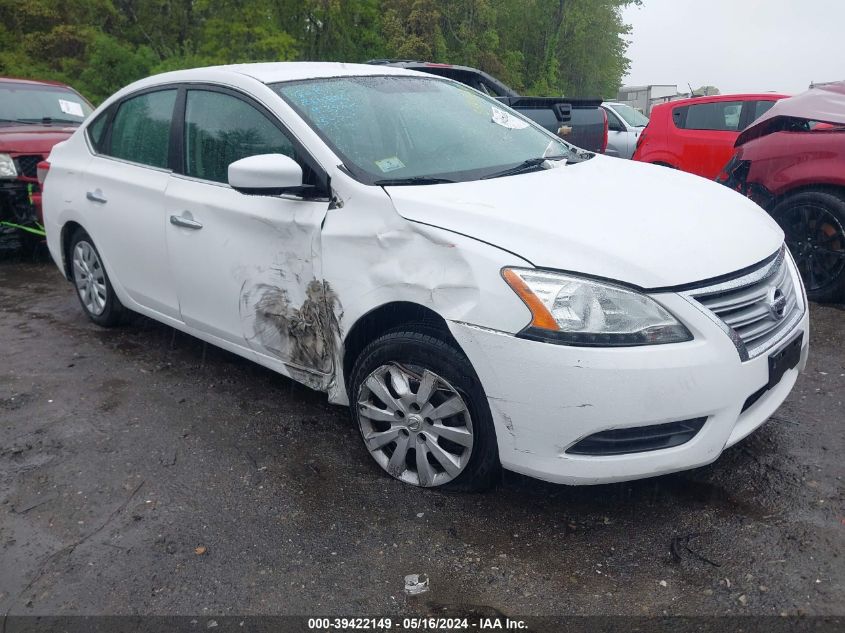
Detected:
left=602, top=102, right=650, bottom=159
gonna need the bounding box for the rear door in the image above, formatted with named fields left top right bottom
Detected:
left=165, top=86, right=334, bottom=377
left=82, top=88, right=180, bottom=319
left=671, top=99, right=744, bottom=179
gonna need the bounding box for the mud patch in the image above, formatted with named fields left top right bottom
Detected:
left=247, top=280, right=342, bottom=375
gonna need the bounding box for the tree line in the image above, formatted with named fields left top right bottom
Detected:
left=0, top=0, right=640, bottom=104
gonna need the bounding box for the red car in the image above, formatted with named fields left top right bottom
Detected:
left=717, top=82, right=845, bottom=303
left=1, top=77, right=93, bottom=251
left=633, top=93, right=787, bottom=179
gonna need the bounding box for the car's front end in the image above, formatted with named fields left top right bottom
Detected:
left=447, top=245, right=807, bottom=484
left=0, top=147, right=47, bottom=249
left=277, top=68, right=809, bottom=488
left=0, top=79, right=92, bottom=250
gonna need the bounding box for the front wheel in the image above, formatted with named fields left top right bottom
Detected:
left=772, top=190, right=845, bottom=303
left=349, top=330, right=499, bottom=491
left=69, top=228, right=127, bottom=326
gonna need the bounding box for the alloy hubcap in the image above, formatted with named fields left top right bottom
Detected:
left=72, top=241, right=107, bottom=316
left=357, top=363, right=473, bottom=487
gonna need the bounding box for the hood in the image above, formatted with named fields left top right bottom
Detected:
left=385, top=156, right=784, bottom=289
left=736, top=82, right=845, bottom=146
left=0, top=124, right=78, bottom=154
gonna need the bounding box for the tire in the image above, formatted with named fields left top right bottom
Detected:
left=771, top=190, right=845, bottom=303
left=349, top=329, right=500, bottom=492
left=68, top=228, right=127, bottom=326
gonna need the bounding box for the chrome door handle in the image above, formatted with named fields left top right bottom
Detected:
left=86, top=190, right=107, bottom=203
left=169, top=215, right=203, bottom=230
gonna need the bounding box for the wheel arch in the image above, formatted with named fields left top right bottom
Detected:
left=341, top=301, right=456, bottom=391
left=766, top=183, right=845, bottom=212
left=60, top=220, right=85, bottom=281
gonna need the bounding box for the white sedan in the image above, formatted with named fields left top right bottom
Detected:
left=41, top=62, right=809, bottom=490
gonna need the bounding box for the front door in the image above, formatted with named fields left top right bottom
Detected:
left=165, top=87, right=334, bottom=378
left=604, top=108, right=629, bottom=158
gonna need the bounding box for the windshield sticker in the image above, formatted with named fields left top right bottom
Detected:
left=375, top=156, right=405, bottom=173
left=491, top=106, right=528, bottom=130
left=58, top=99, right=84, bottom=117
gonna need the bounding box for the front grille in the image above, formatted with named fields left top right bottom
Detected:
left=687, top=248, right=804, bottom=360
left=566, top=418, right=707, bottom=456
left=14, top=155, right=43, bottom=178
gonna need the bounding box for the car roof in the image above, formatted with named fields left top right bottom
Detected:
left=151, top=62, right=424, bottom=86
left=652, top=93, right=789, bottom=110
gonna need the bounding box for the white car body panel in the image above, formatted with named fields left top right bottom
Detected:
left=384, top=156, right=784, bottom=289
left=42, top=62, right=809, bottom=487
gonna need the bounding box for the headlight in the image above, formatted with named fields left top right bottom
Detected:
left=0, top=153, right=17, bottom=178
left=502, top=268, right=692, bottom=346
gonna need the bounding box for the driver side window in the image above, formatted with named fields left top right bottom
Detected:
left=605, top=109, right=625, bottom=132
left=184, top=90, right=296, bottom=184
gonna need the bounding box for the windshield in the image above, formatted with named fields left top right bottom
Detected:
left=274, top=76, right=584, bottom=184
left=0, top=82, right=93, bottom=125
left=611, top=103, right=649, bottom=127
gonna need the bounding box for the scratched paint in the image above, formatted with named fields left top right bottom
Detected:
left=244, top=279, right=342, bottom=376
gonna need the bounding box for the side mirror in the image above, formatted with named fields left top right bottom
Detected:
left=228, top=154, right=304, bottom=196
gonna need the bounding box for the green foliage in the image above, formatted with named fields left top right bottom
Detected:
left=693, top=85, right=720, bottom=96
left=0, top=0, right=639, bottom=104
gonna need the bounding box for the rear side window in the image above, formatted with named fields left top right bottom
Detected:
left=673, top=101, right=744, bottom=131
left=184, top=90, right=295, bottom=184
left=751, top=100, right=777, bottom=121
left=86, top=110, right=110, bottom=152
left=106, top=90, right=177, bottom=168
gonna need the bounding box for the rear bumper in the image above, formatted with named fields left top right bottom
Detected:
left=449, top=293, right=809, bottom=485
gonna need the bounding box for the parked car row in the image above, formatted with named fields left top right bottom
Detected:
left=37, top=62, right=809, bottom=491
left=630, top=86, right=845, bottom=302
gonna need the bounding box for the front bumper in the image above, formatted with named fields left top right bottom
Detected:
left=0, top=177, right=42, bottom=226
left=448, top=291, right=809, bottom=485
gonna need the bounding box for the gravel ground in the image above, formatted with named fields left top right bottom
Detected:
left=0, top=260, right=842, bottom=622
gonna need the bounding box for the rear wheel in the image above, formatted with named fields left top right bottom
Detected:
left=69, top=228, right=127, bottom=326
left=772, top=190, right=845, bottom=303
left=349, top=330, right=499, bottom=491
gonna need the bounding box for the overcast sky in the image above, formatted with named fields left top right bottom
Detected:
left=621, top=0, right=843, bottom=96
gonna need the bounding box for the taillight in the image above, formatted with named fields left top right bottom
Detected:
left=37, top=160, right=50, bottom=187
left=600, top=108, right=608, bottom=154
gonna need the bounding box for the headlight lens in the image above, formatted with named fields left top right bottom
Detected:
left=502, top=268, right=692, bottom=346
left=0, top=153, right=17, bottom=178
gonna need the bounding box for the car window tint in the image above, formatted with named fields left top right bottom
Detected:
left=605, top=109, right=624, bottom=131
left=184, top=90, right=295, bottom=184
left=107, top=90, right=176, bottom=168
left=752, top=100, right=777, bottom=121
left=87, top=109, right=110, bottom=152
left=680, top=101, right=744, bottom=131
